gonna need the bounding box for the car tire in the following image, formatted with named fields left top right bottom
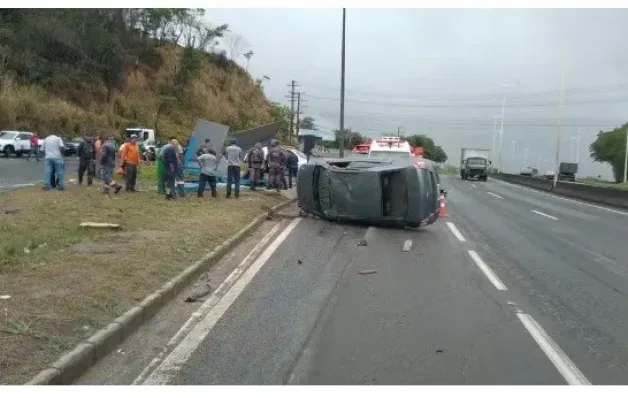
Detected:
left=3, top=146, right=14, bottom=157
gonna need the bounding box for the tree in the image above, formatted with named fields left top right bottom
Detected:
left=270, top=102, right=296, bottom=145
left=590, top=123, right=628, bottom=182
left=299, top=116, right=315, bottom=130
left=332, top=129, right=365, bottom=149
left=405, top=134, right=448, bottom=163
left=243, top=50, right=253, bottom=72
left=223, top=32, right=250, bottom=62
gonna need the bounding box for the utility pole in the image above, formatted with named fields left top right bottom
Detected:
left=498, top=85, right=507, bottom=172
left=296, top=92, right=304, bottom=136
left=296, top=92, right=301, bottom=136
left=576, top=127, right=584, bottom=164
left=338, top=8, right=347, bottom=158
left=624, top=127, right=628, bottom=183
left=491, top=115, right=500, bottom=165
left=287, top=80, right=298, bottom=139
left=553, top=58, right=567, bottom=190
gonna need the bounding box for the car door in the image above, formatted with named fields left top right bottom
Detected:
left=16, top=133, right=31, bottom=152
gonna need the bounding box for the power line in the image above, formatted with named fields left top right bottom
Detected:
left=305, top=94, right=628, bottom=108
left=307, top=112, right=618, bottom=129
left=299, top=80, right=628, bottom=102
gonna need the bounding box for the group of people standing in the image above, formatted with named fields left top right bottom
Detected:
left=248, top=139, right=299, bottom=193
left=36, top=131, right=301, bottom=199
left=193, top=137, right=299, bottom=200
left=38, top=133, right=141, bottom=194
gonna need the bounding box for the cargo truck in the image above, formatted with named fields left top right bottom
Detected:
left=558, top=162, right=578, bottom=182
left=460, top=148, right=491, bottom=181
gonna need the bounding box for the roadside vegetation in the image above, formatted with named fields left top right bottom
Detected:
left=0, top=9, right=296, bottom=144
left=577, top=177, right=628, bottom=190
left=0, top=166, right=284, bottom=384
left=589, top=123, right=628, bottom=183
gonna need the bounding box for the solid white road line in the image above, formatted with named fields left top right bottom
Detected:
left=487, top=192, right=503, bottom=199
left=138, top=219, right=301, bottom=385
left=516, top=312, right=591, bottom=385
left=133, top=222, right=283, bottom=385
left=531, top=210, right=559, bottom=221
left=445, top=222, right=466, bottom=242
left=493, top=178, right=628, bottom=217
left=467, top=250, right=507, bottom=291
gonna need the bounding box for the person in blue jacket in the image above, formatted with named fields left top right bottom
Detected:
left=285, top=149, right=299, bottom=189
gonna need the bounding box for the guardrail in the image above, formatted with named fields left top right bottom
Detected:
left=492, top=173, right=628, bottom=210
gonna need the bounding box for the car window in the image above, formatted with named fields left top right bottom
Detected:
left=17, top=133, right=31, bottom=140
left=0, top=132, right=17, bottom=139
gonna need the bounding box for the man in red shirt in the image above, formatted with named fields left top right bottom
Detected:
left=27, top=133, right=40, bottom=161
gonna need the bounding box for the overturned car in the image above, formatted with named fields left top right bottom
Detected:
left=297, top=156, right=444, bottom=228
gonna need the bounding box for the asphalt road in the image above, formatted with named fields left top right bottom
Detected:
left=125, top=174, right=628, bottom=385
left=0, top=156, right=80, bottom=191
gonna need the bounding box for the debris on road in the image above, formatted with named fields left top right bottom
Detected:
left=358, top=239, right=367, bottom=247
left=403, top=239, right=412, bottom=252
left=297, top=259, right=303, bottom=264
left=185, top=283, right=213, bottom=303
left=358, top=269, right=378, bottom=275
left=80, top=222, right=122, bottom=229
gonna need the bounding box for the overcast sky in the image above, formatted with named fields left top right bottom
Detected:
left=206, top=8, right=628, bottom=178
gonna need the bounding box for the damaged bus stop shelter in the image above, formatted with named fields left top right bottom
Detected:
left=178, top=120, right=283, bottom=191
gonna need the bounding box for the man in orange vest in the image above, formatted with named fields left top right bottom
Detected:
left=94, top=136, right=103, bottom=179
left=120, top=134, right=140, bottom=192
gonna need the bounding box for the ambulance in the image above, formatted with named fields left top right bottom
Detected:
left=368, top=136, right=415, bottom=160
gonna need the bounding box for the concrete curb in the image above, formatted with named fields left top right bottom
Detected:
left=26, top=197, right=297, bottom=385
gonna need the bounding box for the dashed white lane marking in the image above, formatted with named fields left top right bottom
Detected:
left=531, top=210, right=559, bottom=221
left=516, top=312, right=591, bottom=385
left=471, top=183, right=477, bottom=188
left=487, top=191, right=503, bottom=199
left=493, top=178, right=628, bottom=217
left=137, top=218, right=301, bottom=385
left=467, top=250, right=507, bottom=291
left=445, top=222, right=466, bottom=242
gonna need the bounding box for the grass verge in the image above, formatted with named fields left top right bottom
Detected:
left=576, top=177, right=628, bottom=190
left=0, top=165, right=284, bottom=384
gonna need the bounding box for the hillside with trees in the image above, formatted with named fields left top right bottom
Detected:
left=0, top=9, right=291, bottom=142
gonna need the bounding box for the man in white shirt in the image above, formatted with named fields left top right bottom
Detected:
left=42, top=133, right=66, bottom=190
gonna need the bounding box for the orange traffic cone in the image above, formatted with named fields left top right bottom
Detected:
left=438, top=193, right=448, bottom=217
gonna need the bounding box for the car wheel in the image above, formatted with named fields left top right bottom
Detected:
left=3, top=146, right=14, bottom=157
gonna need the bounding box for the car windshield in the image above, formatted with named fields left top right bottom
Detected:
left=0, top=132, right=17, bottom=140
left=369, top=151, right=411, bottom=160
left=125, top=129, right=144, bottom=140
left=467, top=158, right=486, bottom=166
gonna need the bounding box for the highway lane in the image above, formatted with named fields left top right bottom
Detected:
left=0, top=157, right=80, bottom=191
left=135, top=212, right=574, bottom=385
left=445, top=175, right=628, bottom=384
